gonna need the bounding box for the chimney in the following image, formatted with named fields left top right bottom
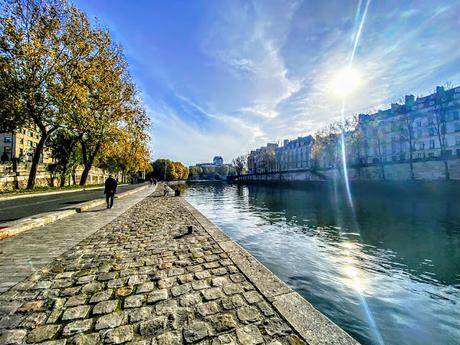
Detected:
left=405, top=95, right=415, bottom=107
left=391, top=103, right=399, bottom=111
left=436, top=86, right=445, bottom=94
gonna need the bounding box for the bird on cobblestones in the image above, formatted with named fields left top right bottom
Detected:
left=173, top=225, right=193, bottom=239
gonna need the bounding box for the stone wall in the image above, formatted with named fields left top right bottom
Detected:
left=237, top=157, right=460, bottom=182
left=0, top=164, right=112, bottom=191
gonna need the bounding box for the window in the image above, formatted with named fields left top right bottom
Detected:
left=457, top=149, right=460, bottom=156
left=3, top=136, right=12, bottom=143
left=428, top=152, right=435, bottom=158
left=399, top=154, right=405, bottom=161
left=418, top=142, right=425, bottom=150
left=429, top=128, right=435, bottom=136
left=20, top=138, right=24, bottom=144
left=20, top=148, right=23, bottom=155
left=453, top=111, right=459, bottom=120
left=455, top=122, right=460, bottom=132
left=429, top=139, right=435, bottom=149
left=417, top=121, right=422, bottom=127
left=417, top=129, right=422, bottom=137
left=428, top=117, right=434, bottom=125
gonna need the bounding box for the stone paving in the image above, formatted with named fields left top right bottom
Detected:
left=0, top=186, right=156, bottom=293
left=0, top=188, right=307, bottom=345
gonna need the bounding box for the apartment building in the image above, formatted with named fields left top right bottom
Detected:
left=353, top=86, right=460, bottom=167
left=0, top=127, right=53, bottom=163
left=245, top=85, right=460, bottom=176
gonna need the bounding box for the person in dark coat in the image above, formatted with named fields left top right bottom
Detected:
left=104, top=175, right=118, bottom=209
left=1, top=151, right=9, bottom=163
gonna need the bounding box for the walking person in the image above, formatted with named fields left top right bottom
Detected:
left=104, top=174, right=118, bottom=209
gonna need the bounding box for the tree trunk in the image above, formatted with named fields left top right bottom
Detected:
left=79, top=141, right=101, bottom=186
left=380, top=161, right=386, bottom=180
left=80, top=164, right=91, bottom=186
left=59, top=155, right=69, bottom=187
left=60, top=173, right=66, bottom=187
left=443, top=156, right=450, bottom=180
left=408, top=154, right=414, bottom=180
left=27, top=133, right=47, bottom=189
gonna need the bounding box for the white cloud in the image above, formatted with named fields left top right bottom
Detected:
left=143, top=0, right=460, bottom=164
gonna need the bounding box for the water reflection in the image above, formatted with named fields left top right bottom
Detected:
left=184, top=182, right=460, bottom=345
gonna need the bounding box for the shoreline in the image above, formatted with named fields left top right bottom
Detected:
left=181, top=197, right=359, bottom=344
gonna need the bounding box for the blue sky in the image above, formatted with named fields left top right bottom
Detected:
left=74, top=0, right=460, bottom=165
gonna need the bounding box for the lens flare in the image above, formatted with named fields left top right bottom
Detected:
left=330, top=67, right=362, bottom=98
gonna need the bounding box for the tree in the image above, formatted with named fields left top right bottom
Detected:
left=399, top=106, right=415, bottom=180
left=312, top=122, right=341, bottom=170
left=369, top=117, right=387, bottom=180
left=346, top=115, right=365, bottom=179
left=97, top=107, right=151, bottom=182
left=189, top=165, right=203, bottom=176
left=67, top=28, right=138, bottom=186
left=215, top=165, right=229, bottom=176
left=150, top=159, right=188, bottom=181
left=202, top=166, right=216, bottom=175
left=0, top=0, right=98, bottom=188
left=433, top=88, right=450, bottom=180
left=232, top=155, right=247, bottom=175
left=48, top=128, right=80, bottom=186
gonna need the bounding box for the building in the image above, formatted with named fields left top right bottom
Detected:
left=247, top=143, right=279, bottom=174
left=0, top=127, right=53, bottom=164
left=244, top=85, right=460, bottom=178
left=213, top=156, right=224, bottom=166
left=352, top=86, right=460, bottom=166
left=277, top=136, right=314, bottom=171
left=195, top=156, right=227, bottom=169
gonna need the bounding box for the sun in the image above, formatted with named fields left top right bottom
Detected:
left=330, top=67, right=362, bottom=98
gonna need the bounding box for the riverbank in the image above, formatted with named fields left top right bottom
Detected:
left=0, top=184, right=357, bottom=344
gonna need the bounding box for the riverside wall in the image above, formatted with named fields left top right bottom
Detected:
left=0, top=164, right=112, bottom=191
left=238, top=158, right=460, bottom=182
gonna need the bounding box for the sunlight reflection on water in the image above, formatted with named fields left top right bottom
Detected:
left=184, top=182, right=460, bottom=345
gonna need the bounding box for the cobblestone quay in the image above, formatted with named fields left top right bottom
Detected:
left=0, top=187, right=357, bottom=345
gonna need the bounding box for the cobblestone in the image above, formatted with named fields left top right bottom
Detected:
left=0, top=191, right=317, bottom=344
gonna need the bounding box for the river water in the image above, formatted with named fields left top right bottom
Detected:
left=183, top=182, right=460, bottom=345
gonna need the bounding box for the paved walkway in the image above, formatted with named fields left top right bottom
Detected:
left=0, top=185, right=156, bottom=293
left=0, top=184, right=144, bottom=223
left=0, top=185, right=357, bottom=345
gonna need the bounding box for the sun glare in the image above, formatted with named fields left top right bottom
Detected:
left=330, top=67, right=362, bottom=98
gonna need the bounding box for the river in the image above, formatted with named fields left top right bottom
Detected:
left=183, top=181, right=460, bottom=345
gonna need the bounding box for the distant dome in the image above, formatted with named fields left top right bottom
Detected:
left=213, top=156, right=223, bottom=165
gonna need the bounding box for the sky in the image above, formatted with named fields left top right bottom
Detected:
left=74, top=0, right=460, bottom=166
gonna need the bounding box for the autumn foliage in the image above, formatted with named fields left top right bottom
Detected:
left=0, top=0, right=151, bottom=187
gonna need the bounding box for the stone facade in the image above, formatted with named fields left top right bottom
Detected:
left=0, top=164, right=112, bottom=191
left=247, top=143, right=279, bottom=174
left=0, top=127, right=53, bottom=164
left=276, top=136, right=314, bottom=172
left=244, top=85, right=460, bottom=181
left=238, top=158, right=460, bottom=182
